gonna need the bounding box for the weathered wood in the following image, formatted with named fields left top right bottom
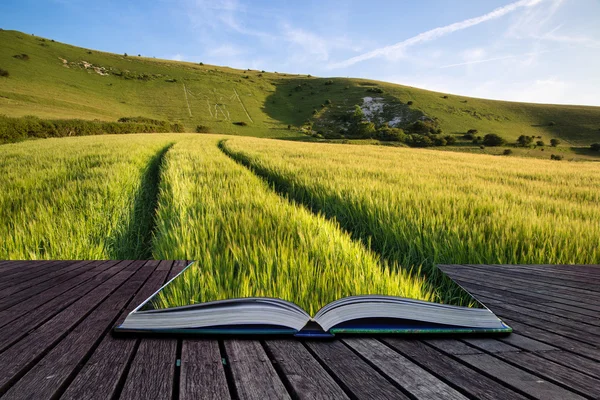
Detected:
left=0, top=260, right=140, bottom=393
left=306, top=340, right=410, bottom=399
left=60, top=261, right=171, bottom=400
left=0, top=260, right=92, bottom=299
left=0, top=261, right=95, bottom=309
left=498, top=333, right=557, bottom=352
left=225, top=340, right=291, bottom=400
left=0, top=262, right=597, bottom=399
left=384, top=339, right=528, bottom=400
left=345, top=338, right=468, bottom=399
left=119, top=261, right=177, bottom=400
left=456, top=353, right=586, bottom=400
left=491, top=351, right=600, bottom=398
left=460, top=264, right=600, bottom=290
left=0, top=260, right=122, bottom=352
left=179, top=340, right=231, bottom=400
left=499, top=317, right=600, bottom=362
left=445, top=270, right=600, bottom=313
left=1, top=260, right=155, bottom=400
left=119, top=339, right=177, bottom=400
left=264, top=340, right=349, bottom=400
left=0, top=260, right=68, bottom=289
left=444, top=267, right=600, bottom=306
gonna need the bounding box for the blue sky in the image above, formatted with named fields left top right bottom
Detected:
left=2, top=0, right=599, bottom=105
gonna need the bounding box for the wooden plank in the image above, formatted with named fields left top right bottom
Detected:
left=0, top=260, right=117, bottom=330
left=444, top=267, right=600, bottom=305
left=264, top=340, right=349, bottom=400
left=489, top=305, right=600, bottom=346
left=463, top=264, right=600, bottom=289
left=468, top=264, right=600, bottom=281
left=445, top=270, right=600, bottom=313
left=477, top=293, right=600, bottom=333
left=0, top=260, right=140, bottom=393
left=0, top=261, right=95, bottom=309
left=0, top=260, right=56, bottom=279
left=118, top=339, right=177, bottom=400
left=0, top=260, right=93, bottom=300
left=460, top=286, right=600, bottom=327
left=0, top=261, right=122, bottom=352
left=306, top=340, right=410, bottom=400
left=179, top=340, right=231, bottom=400
left=498, top=334, right=557, bottom=352
left=452, top=275, right=600, bottom=316
left=60, top=260, right=172, bottom=400
left=461, top=338, right=521, bottom=354
left=345, top=338, right=468, bottom=399
left=0, top=260, right=68, bottom=289
left=384, top=339, right=528, bottom=400
left=224, top=340, right=291, bottom=400
left=500, top=317, right=600, bottom=362
left=1, top=260, right=157, bottom=400
left=456, top=353, right=586, bottom=400
left=534, top=350, right=600, bottom=380
left=119, top=261, right=178, bottom=400
left=492, top=351, right=600, bottom=399
left=0, top=261, right=52, bottom=275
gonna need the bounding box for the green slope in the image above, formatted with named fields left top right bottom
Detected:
left=1, top=29, right=600, bottom=145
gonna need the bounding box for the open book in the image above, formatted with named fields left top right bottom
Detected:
left=114, top=262, right=511, bottom=337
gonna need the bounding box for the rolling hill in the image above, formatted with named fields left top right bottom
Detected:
left=1, top=29, right=600, bottom=148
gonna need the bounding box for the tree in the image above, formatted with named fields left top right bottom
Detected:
left=550, top=138, right=561, bottom=147
left=517, top=135, right=533, bottom=147
left=352, top=105, right=365, bottom=121
left=482, top=133, right=506, bottom=147
left=536, top=140, right=545, bottom=146
left=503, top=149, right=513, bottom=155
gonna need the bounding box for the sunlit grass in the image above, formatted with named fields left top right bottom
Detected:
left=151, top=136, right=435, bottom=314
left=222, top=137, right=600, bottom=303
left=0, top=134, right=178, bottom=259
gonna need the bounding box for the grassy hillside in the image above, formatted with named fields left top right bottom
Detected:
left=1, top=29, right=600, bottom=146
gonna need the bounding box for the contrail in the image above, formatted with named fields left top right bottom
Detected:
left=327, top=0, right=544, bottom=69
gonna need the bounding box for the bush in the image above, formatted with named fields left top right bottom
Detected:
left=550, top=154, right=564, bottom=161
left=472, top=136, right=483, bottom=144
left=233, top=121, right=248, bottom=126
left=376, top=125, right=406, bottom=142
left=590, top=143, right=600, bottom=152
left=550, top=138, right=560, bottom=147
left=408, top=134, right=434, bottom=147
left=324, top=80, right=334, bottom=85
left=548, top=121, right=556, bottom=126
left=324, top=99, right=332, bottom=105
left=536, top=140, right=545, bottom=146
left=13, top=54, right=29, bottom=61
left=467, top=129, right=478, bottom=135
left=195, top=125, right=210, bottom=133
left=482, top=133, right=506, bottom=146
left=366, top=87, right=384, bottom=94
left=503, top=149, right=513, bottom=155
left=0, top=68, right=8, bottom=77
left=444, top=135, right=457, bottom=145
left=517, top=135, right=534, bottom=147
left=407, top=101, right=413, bottom=106
left=0, top=115, right=183, bottom=143
left=442, top=95, right=448, bottom=99
left=408, top=120, right=439, bottom=134
left=434, top=137, right=447, bottom=146
left=463, top=133, right=474, bottom=140
left=123, top=53, right=128, bottom=57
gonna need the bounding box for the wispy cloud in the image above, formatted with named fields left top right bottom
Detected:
left=328, top=0, right=544, bottom=69
left=439, top=49, right=558, bottom=68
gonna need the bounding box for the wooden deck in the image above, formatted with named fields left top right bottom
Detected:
left=0, top=261, right=598, bottom=399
